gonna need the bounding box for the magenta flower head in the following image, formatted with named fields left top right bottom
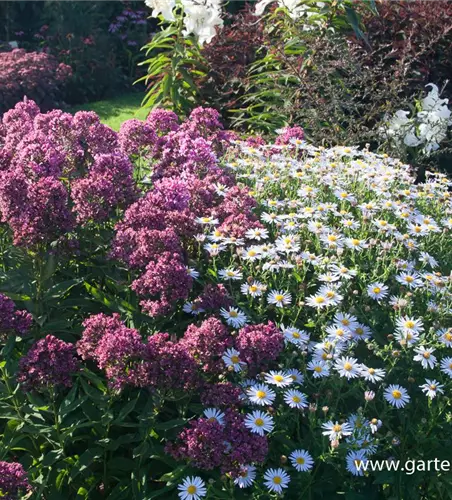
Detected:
left=235, top=322, right=284, bottom=375
left=200, top=381, right=243, bottom=407
left=77, top=312, right=125, bottom=361
left=166, top=408, right=268, bottom=475
left=144, top=333, right=198, bottom=391
left=0, top=461, right=31, bottom=499
left=17, top=335, right=79, bottom=392
left=71, top=153, right=137, bottom=223
left=146, top=108, right=179, bottom=135
left=181, top=317, right=233, bottom=374
left=118, top=118, right=157, bottom=157
left=94, top=325, right=146, bottom=391
left=0, top=293, right=32, bottom=341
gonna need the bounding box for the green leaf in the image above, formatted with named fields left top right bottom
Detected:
left=42, top=449, right=64, bottom=466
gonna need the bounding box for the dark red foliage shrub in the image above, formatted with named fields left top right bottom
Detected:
left=200, top=6, right=265, bottom=118
left=358, top=1, right=452, bottom=93
left=0, top=49, right=71, bottom=114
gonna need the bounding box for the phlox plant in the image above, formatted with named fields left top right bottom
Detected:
left=0, top=100, right=452, bottom=500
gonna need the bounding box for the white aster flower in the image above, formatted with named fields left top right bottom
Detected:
left=440, top=356, right=452, bottom=377
left=346, top=450, right=368, bottom=476
left=218, top=268, right=243, bottom=281
left=384, top=384, right=410, bottom=408
left=244, top=410, right=274, bottom=436
left=246, top=383, right=276, bottom=406
left=286, top=368, right=304, bottom=384
left=240, top=280, right=266, bottom=297
left=267, top=290, right=292, bottom=308
left=222, top=348, right=246, bottom=372
left=284, top=389, right=308, bottom=409
left=178, top=476, right=207, bottom=500
left=290, top=449, right=314, bottom=472
left=360, top=365, right=386, bottom=383
left=203, top=408, right=225, bottom=425
left=420, top=379, right=444, bottom=399
left=220, top=307, right=247, bottom=328
left=234, top=465, right=256, bottom=488
left=334, top=356, right=361, bottom=379
left=263, top=468, right=290, bottom=494
left=413, top=346, right=437, bottom=369
left=264, top=370, right=293, bottom=387
left=367, top=282, right=389, bottom=301
left=321, top=421, right=353, bottom=441
left=307, top=359, right=330, bottom=378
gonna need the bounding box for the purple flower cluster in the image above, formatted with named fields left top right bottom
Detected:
left=17, top=335, right=79, bottom=392
left=0, top=100, right=137, bottom=247
left=0, top=49, right=71, bottom=114
left=112, top=108, right=259, bottom=316
left=200, top=382, right=243, bottom=407
left=235, top=322, right=284, bottom=375
left=0, top=293, right=33, bottom=341
left=0, top=461, right=31, bottom=500
left=145, top=333, right=199, bottom=390
left=166, top=408, right=268, bottom=475
left=181, top=317, right=233, bottom=373
left=77, top=314, right=199, bottom=391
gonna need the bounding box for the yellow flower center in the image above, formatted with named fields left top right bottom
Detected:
left=368, top=368, right=375, bottom=375
left=255, top=418, right=264, bottom=427
left=314, top=366, right=322, bottom=373
left=250, top=285, right=258, bottom=292
left=256, top=391, right=266, bottom=399
left=405, top=276, right=414, bottom=283
left=229, top=311, right=238, bottom=318
left=292, top=332, right=300, bottom=339
left=296, top=457, right=305, bottom=464
left=333, top=424, right=342, bottom=432
left=273, top=476, right=282, bottom=485
left=273, top=375, right=284, bottom=382
left=373, top=287, right=381, bottom=294
left=292, top=396, right=301, bottom=403
left=315, top=296, right=325, bottom=304
left=405, top=321, right=415, bottom=329
left=344, top=362, right=353, bottom=371
left=430, top=385, right=436, bottom=390
left=187, top=486, right=197, bottom=494
left=392, top=390, right=402, bottom=399
left=275, top=295, right=284, bottom=302
left=231, top=355, right=239, bottom=364
left=423, top=352, right=430, bottom=359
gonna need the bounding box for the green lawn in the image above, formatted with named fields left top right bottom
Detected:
left=68, top=93, right=148, bottom=131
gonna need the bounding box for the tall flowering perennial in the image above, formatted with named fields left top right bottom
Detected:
left=112, top=107, right=258, bottom=316
left=382, top=83, right=452, bottom=155
left=0, top=293, right=33, bottom=341
left=145, top=0, right=223, bottom=45
left=17, top=335, right=79, bottom=392
left=0, top=461, right=31, bottom=500
left=0, top=100, right=137, bottom=247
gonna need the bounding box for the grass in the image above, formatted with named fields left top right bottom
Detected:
left=68, top=92, right=148, bottom=131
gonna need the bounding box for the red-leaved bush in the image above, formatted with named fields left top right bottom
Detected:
left=200, top=6, right=265, bottom=119
left=0, top=49, right=72, bottom=115
left=358, top=0, right=452, bottom=94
